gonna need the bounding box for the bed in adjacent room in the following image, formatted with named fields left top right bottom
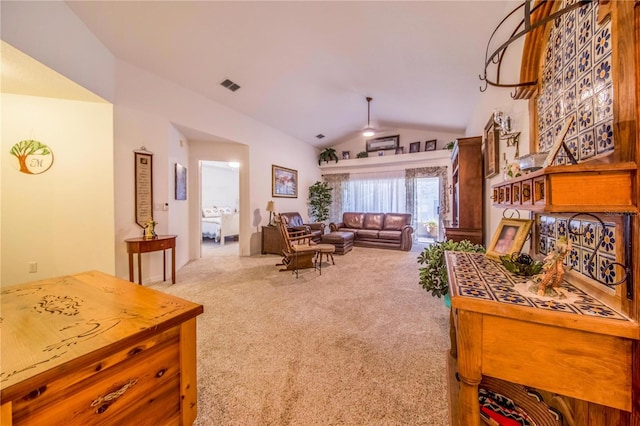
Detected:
left=202, top=207, right=239, bottom=244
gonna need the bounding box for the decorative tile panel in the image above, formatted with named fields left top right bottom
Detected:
left=447, top=252, right=626, bottom=320
left=536, top=0, right=614, bottom=162
left=539, top=213, right=617, bottom=287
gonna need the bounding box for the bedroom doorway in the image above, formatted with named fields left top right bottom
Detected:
left=200, top=160, right=240, bottom=258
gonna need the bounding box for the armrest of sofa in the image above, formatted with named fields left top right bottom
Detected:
left=400, top=225, right=414, bottom=251
left=329, top=222, right=344, bottom=232
left=305, top=222, right=326, bottom=232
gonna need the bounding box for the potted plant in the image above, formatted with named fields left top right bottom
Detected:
left=318, top=148, right=339, bottom=165
left=417, top=240, right=485, bottom=304
left=308, top=181, right=332, bottom=222
left=426, top=220, right=438, bottom=238
left=356, top=151, right=368, bottom=158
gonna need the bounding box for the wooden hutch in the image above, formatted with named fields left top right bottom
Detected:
left=447, top=1, right=640, bottom=425
left=444, top=136, right=484, bottom=245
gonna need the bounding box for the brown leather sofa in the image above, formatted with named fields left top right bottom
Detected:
left=329, top=212, right=413, bottom=251
left=280, top=212, right=325, bottom=243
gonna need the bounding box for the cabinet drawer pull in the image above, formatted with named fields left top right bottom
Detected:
left=90, top=378, right=138, bottom=411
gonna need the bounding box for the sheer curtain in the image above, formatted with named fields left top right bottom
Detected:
left=323, top=173, right=349, bottom=224
left=343, top=170, right=407, bottom=213
left=405, top=166, right=449, bottom=231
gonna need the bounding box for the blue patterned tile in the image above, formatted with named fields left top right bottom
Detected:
left=594, top=23, right=611, bottom=62
left=569, top=245, right=580, bottom=271
left=577, top=99, right=593, bottom=132
left=539, top=234, right=548, bottom=255
left=564, top=85, right=577, bottom=113
left=448, top=252, right=627, bottom=321
left=595, top=120, right=614, bottom=154
left=581, top=248, right=596, bottom=277
left=597, top=253, right=617, bottom=286
left=578, top=74, right=593, bottom=102
left=598, top=222, right=616, bottom=255
left=579, top=129, right=595, bottom=160
left=557, top=219, right=567, bottom=238
left=568, top=219, right=581, bottom=245
left=593, top=54, right=612, bottom=91
left=566, top=137, right=579, bottom=161
left=564, top=8, right=576, bottom=39
left=581, top=221, right=597, bottom=248
left=577, top=45, right=592, bottom=76
left=594, top=84, right=613, bottom=123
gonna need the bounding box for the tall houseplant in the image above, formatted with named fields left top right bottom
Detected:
left=417, top=240, right=485, bottom=299
left=308, top=181, right=332, bottom=222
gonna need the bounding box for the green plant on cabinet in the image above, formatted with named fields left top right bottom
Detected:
left=318, top=148, right=339, bottom=165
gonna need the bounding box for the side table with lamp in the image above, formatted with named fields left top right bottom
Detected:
left=262, top=201, right=284, bottom=255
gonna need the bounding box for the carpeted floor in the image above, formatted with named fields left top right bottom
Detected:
left=150, top=242, right=450, bottom=425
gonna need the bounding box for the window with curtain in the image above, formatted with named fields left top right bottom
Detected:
left=342, top=170, right=407, bottom=213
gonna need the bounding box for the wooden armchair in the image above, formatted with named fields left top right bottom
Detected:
left=277, top=214, right=319, bottom=277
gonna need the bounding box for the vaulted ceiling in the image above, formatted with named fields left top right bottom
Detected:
left=65, top=1, right=512, bottom=147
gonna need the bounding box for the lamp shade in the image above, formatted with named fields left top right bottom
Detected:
left=266, top=201, right=275, bottom=212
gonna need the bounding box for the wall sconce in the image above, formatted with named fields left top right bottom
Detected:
left=266, top=200, right=276, bottom=226
left=494, top=111, right=521, bottom=157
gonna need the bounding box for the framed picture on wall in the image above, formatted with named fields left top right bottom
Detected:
left=272, top=164, right=298, bottom=198
left=175, top=162, right=187, bottom=200
left=425, top=139, right=437, bottom=151
left=134, top=150, right=153, bottom=228
left=409, top=141, right=421, bottom=153
left=483, top=113, right=500, bottom=178
left=366, top=135, right=399, bottom=152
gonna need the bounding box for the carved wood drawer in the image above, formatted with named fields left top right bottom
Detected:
left=11, top=327, right=181, bottom=425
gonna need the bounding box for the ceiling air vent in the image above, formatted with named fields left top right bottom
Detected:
left=220, top=78, right=241, bottom=92
left=316, top=134, right=325, bottom=139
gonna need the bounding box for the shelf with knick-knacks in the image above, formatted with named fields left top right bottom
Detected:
left=491, top=158, right=637, bottom=213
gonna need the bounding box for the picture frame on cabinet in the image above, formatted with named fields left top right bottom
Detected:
left=483, top=113, right=500, bottom=178
left=342, top=151, right=350, bottom=160
left=395, top=146, right=405, bottom=155
left=425, top=139, right=437, bottom=151
left=486, top=218, right=533, bottom=260
left=409, top=141, right=421, bottom=153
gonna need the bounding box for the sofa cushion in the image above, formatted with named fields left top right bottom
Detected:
left=357, top=229, right=380, bottom=239
left=378, top=230, right=402, bottom=240
left=363, top=213, right=385, bottom=230
left=343, top=212, right=365, bottom=229
left=383, top=213, right=411, bottom=231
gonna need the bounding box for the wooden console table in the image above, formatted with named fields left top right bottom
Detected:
left=446, top=252, right=640, bottom=425
left=125, top=234, right=176, bottom=285
left=0, top=270, right=203, bottom=425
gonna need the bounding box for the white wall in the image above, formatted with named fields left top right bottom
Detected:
left=464, top=30, right=530, bottom=248
left=1, top=94, right=115, bottom=286
left=201, top=162, right=239, bottom=209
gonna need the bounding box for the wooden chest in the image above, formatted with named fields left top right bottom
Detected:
left=0, top=271, right=203, bottom=425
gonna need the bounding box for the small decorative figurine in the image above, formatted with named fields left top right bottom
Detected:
left=529, top=236, right=571, bottom=297
left=143, top=217, right=157, bottom=240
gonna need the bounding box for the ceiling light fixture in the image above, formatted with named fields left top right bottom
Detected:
left=362, top=97, right=375, bottom=137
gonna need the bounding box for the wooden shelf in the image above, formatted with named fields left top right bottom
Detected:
left=491, top=159, right=637, bottom=213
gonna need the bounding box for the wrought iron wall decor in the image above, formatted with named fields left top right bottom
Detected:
left=479, top=0, right=591, bottom=94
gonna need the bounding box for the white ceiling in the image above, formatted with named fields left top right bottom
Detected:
left=62, top=1, right=512, bottom=147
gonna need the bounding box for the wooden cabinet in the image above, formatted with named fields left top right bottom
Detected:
left=444, top=136, right=483, bottom=245
left=491, top=160, right=637, bottom=213
left=0, top=270, right=203, bottom=426
left=262, top=225, right=284, bottom=255
left=446, top=252, right=639, bottom=425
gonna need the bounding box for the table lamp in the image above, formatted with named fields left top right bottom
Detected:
left=266, top=201, right=276, bottom=226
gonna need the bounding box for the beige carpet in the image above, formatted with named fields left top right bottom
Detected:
left=150, top=243, right=450, bottom=425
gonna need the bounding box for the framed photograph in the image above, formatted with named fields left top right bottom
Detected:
left=134, top=150, right=153, bottom=228
left=395, top=146, right=405, bottom=154
left=425, top=139, right=437, bottom=151
left=175, top=163, right=187, bottom=200
left=486, top=218, right=534, bottom=260
left=483, top=113, right=500, bottom=178
left=366, top=134, right=399, bottom=152
left=272, top=164, right=298, bottom=198
left=409, top=141, right=421, bottom=153
left=342, top=150, right=350, bottom=160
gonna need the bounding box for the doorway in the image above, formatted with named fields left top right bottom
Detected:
left=415, top=177, right=440, bottom=243
left=200, top=160, right=240, bottom=257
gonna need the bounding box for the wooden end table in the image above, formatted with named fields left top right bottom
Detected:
left=125, top=235, right=177, bottom=285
